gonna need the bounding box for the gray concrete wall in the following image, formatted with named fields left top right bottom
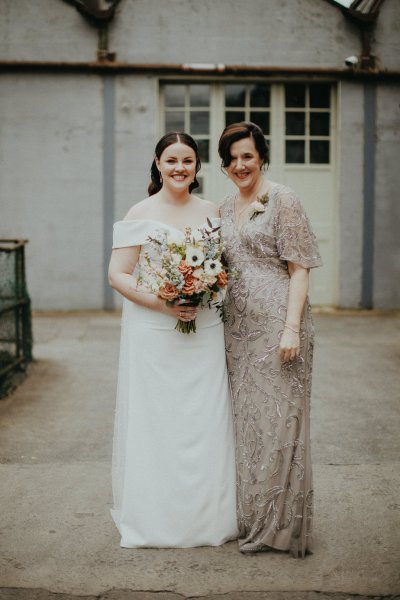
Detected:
left=114, top=76, right=158, bottom=219
left=0, top=0, right=399, bottom=309
left=375, top=0, right=400, bottom=70
left=373, top=83, right=400, bottom=308
left=0, top=0, right=365, bottom=69
left=0, top=73, right=104, bottom=309
left=0, top=70, right=159, bottom=310
left=110, top=0, right=360, bottom=68
left=337, top=78, right=400, bottom=310
left=0, top=0, right=396, bottom=71
left=337, top=82, right=364, bottom=308
left=0, top=0, right=97, bottom=62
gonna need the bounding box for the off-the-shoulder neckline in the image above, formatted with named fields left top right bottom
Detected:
left=114, top=217, right=220, bottom=235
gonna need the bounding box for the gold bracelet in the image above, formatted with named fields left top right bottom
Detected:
left=284, top=323, right=300, bottom=334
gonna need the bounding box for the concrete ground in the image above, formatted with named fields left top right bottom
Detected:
left=0, top=311, right=399, bottom=600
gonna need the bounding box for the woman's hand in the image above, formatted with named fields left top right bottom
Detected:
left=159, top=299, right=198, bottom=322
left=278, top=327, right=300, bottom=362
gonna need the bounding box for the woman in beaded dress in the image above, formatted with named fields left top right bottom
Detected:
left=218, top=122, right=322, bottom=558
left=108, top=132, right=238, bottom=548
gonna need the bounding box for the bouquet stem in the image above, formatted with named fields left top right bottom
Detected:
left=175, top=318, right=197, bottom=334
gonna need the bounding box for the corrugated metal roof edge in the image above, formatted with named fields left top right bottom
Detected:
left=324, top=0, right=385, bottom=22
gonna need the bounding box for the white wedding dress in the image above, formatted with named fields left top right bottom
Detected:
left=111, top=218, right=238, bottom=548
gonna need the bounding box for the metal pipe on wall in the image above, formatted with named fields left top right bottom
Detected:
left=361, top=81, right=377, bottom=309
left=0, top=61, right=399, bottom=79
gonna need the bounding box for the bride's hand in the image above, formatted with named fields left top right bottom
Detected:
left=158, top=299, right=198, bottom=322
left=278, top=328, right=300, bottom=362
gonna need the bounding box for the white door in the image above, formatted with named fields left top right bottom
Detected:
left=160, top=81, right=337, bottom=306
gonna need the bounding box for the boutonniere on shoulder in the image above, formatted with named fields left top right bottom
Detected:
left=249, top=192, right=269, bottom=221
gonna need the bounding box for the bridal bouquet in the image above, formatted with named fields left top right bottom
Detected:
left=144, top=220, right=228, bottom=333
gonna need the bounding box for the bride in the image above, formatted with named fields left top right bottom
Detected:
left=108, top=132, right=238, bottom=548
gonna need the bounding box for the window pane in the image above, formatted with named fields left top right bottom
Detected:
left=225, top=111, right=245, bottom=126
left=310, top=141, right=330, bottom=163
left=190, top=111, right=209, bottom=135
left=286, top=141, right=305, bottom=163
left=310, top=112, right=330, bottom=136
left=164, top=85, right=185, bottom=107
left=225, top=84, right=246, bottom=107
left=165, top=111, right=185, bottom=131
left=250, top=111, right=269, bottom=134
left=286, top=112, right=305, bottom=135
left=310, top=84, right=330, bottom=108
left=285, top=84, right=306, bottom=108
left=196, top=139, right=209, bottom=163
left=190, top=85, right=210, bottom=107
left=250, top=84, right=270, bottom=107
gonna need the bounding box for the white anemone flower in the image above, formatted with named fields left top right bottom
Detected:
left=204, top=258, right=223, bottom=276
left=186, top=246, right=205, bottom=267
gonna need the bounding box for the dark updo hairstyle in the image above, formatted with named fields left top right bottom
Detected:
left=148, top=132, right=202, bottom=196
left=218, top=121, right=269, bottom=169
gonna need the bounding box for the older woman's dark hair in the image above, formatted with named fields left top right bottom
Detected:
left=218, top=122, right=269, bottom=169
left=148, top=132, right=201, bottom=196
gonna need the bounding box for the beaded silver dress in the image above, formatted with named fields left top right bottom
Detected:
left=220, top=183, right=322, bottom=558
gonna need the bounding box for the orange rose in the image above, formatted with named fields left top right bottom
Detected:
left=217, top=270, right=228, bottom=287
left=178, top=261, right=193, bottom=276
left=182, top=274, right=196, bottom=295
left=159, top=282, right=179, bottom=301
left=194, top=279, right=208, bottom=293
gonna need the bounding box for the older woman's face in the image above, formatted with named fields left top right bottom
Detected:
left=225, top=137, right=263, bottom=193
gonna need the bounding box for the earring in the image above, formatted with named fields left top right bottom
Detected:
left=159, top=171, right=163, bottom=183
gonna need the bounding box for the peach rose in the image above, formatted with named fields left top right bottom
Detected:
left=182, top=274, right=196, bottom=295
left=217, top=270, right=228, bottom=287
left=200, top=274, right=217, bottom=286
left=159, top=282, right=179, bottom=301
left=178, top=261, right=193, bottom=276
left=194, top=279, right=208, bottom=293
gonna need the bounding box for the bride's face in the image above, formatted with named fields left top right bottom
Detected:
left=156, top=143, right=197, bottom=193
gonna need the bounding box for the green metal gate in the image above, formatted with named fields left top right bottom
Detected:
left=0, top=239, right=33, bottom=398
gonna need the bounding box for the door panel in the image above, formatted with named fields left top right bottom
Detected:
left=160, top=81, right=338, bottom=306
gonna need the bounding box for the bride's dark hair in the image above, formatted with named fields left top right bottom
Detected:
left=148, top=132, right=202, bottom=196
